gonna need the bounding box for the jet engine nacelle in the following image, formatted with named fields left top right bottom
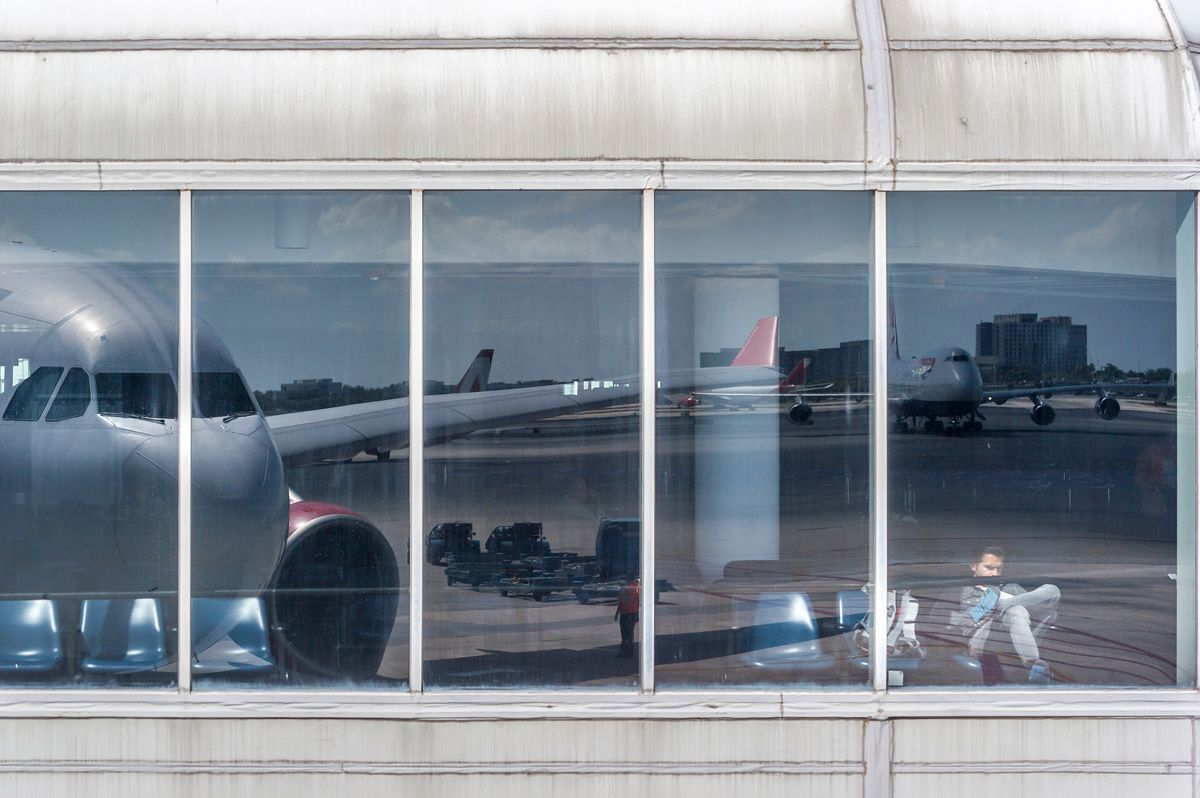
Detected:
left=992, top=397, right=1007, bottom=406
left=679, top=393, right=700, bottom=409
left=1094, top=395, right=1121, bottom=420
left=788, top=403, right=813, bottom=424
left=1030, top=403, right=1056, bottom=426
left=269, top=500, right=400, bottom=681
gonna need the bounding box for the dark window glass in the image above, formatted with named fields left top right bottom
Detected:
left=96, top=373, right=177, bottom=420
left=2, top=366, right=63, bottom=421
left=195, top=372, right=257, bottom=419
left=46, top=367, right=91, bottom=422
left=887, top=192, right=1196, bottom=689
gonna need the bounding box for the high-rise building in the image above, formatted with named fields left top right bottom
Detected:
left=976, top=313, right=1087, bottom=375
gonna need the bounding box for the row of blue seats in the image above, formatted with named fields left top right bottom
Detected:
left=0, top=597, right=275, bottom=676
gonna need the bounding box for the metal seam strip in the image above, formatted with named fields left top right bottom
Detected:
left=0, top=38, right=1181, bottom=54
left=2, top=162, right=1197, bottom=193
left=854, top=0, right=896, bottom=176
left=640, top=187, right=656, bottom=692
left=1155, top=0, right=1200, bottom=157
left=176, top=189, right=192, bottom=694
left=1194, top=190, right=1200, bottom=692
left=0, top=38, right=863, bottom=53
left=890, top=39, right=1175, bottom=52
left=409, top=188, right=424, bottom=692
left=864, top=720, right=893, bottom=797
left=892, top=762, right=1193, bottom=775
left=0, top=691, right=1198, bottom=719
left=0, top=761, right=867, bottom=776
left=870, top=190, right=888, bottom=692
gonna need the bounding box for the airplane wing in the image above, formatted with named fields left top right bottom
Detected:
left=267, top=365, right=782, bottom=465
left=982, top=382, right=1174, bottom=405
left=266, top=318, right=782, bottom=465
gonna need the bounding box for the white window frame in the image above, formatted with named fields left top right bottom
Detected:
left=0, top=165, right=1193, bottom=722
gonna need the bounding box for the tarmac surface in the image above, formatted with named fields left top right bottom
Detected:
left=282, top=395, right=1188, bottom=690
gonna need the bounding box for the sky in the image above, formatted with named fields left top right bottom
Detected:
left=0, top=190, right=1189, bottom=389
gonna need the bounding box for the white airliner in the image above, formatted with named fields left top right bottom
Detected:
left=0, top=241, right=780, bottom=679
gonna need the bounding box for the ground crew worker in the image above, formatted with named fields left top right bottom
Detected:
left=615, top=577, right=640, bottom=657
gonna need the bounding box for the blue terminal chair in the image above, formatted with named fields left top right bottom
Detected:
left=80, top=598, right=169, bottom=674
left=740, top=592, right=836, bottom=674
left=0, top=600, right=63, bottom=672
left=192, top=597, right=275, bottom=675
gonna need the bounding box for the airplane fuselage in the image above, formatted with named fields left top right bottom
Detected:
left=887, top=346, right=984, bottom=424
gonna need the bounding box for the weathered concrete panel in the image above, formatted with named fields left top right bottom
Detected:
left=0, top=49, right=865, bottom=162
left=893, top=50, right=1198, bottom=161
left=893, top=718, right=1193, bottom=763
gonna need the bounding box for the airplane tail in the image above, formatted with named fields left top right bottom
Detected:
left=730, top=316, right=779, bottom=368
left=453, top=349, right=494, bottom=393
left=779, top=357, right=810, bottom=388
left=888, top=294, right=900, bottom=361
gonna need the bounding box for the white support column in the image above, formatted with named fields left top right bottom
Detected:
left=870, top=190, right=889, bottom=692
left=640, top=187, right=656, bottom=692
left=409, top=189, right=425, bottom=692
left=176, top=189, right=193, bottom=693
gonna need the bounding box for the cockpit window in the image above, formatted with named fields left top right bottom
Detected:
left=46, top=367, right=92, bottom=422
left=195, top=372, right=257, bottom=419
left=946, top=354, right=970, bottom=362
left=2, top=366, right=63, bottom=421
left=96, top=372, right=177, bottom=420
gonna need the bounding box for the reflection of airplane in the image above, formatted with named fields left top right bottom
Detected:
left=680, top=358, right=834, bottom=417
left=789, top=302, right=1171, bottom=434
left=0, top=242, right=780, bottom=679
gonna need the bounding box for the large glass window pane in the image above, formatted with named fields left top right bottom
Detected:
left=423, top=191, right=640, bottom=688
left=192, top=192, right=409, bottom=688
left=654, top=191, right=873, bottom=687
left=886, top=192, right=1196, bottom=688
left=0, top=192, right=178, bottom=686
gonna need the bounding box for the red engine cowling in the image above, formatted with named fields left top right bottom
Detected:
left=269, top=500, right=400, bottom=681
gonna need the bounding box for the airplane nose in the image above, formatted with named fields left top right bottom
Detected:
left=125, top=425, right=287, bottom=596
left=189, top=424, right=287, bottom=595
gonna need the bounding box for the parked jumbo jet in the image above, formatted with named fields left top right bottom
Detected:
left=681, top=304, right=1170, bottom=435
left=0, top=242, right=780, bottom=679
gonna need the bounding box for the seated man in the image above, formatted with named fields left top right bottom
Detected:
left=947, top=544, right=1060, bottom=684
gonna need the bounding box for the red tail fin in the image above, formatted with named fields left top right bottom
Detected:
left=779, top=357, right=809, bottom=388
left=730, top=316, right=779, bottom=368
left=453, top=349, right=494, bottom=393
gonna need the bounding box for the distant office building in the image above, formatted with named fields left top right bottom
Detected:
left=280, top=377, right=344, bottom=399
left=976, top=313, right=1087, bottom=375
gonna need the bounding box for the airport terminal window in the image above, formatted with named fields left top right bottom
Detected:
left=422, top=190, right=641, bottom=688
left=2, top=365, right=62, bottom=421
left=886, top=192, right=1197, bottom=689
left=0, top=191, right=179, bottom=688
left=654, top=191, right=873, bottom=688
left=96, top=372, right=177, bottom=420
left=192, top=191, right=410, bottom=689
left=46, top=367, right=91, bottom=421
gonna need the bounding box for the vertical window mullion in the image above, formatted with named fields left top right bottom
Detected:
left=1193, top=189, right=1199, bottom=691
left=409, top=189, right=425, bottom=693
left=870, top=189, right=889, bottom=693
left=641, top=187, right=656, bottom=692
left=177, top=189, right=193, bottom=694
